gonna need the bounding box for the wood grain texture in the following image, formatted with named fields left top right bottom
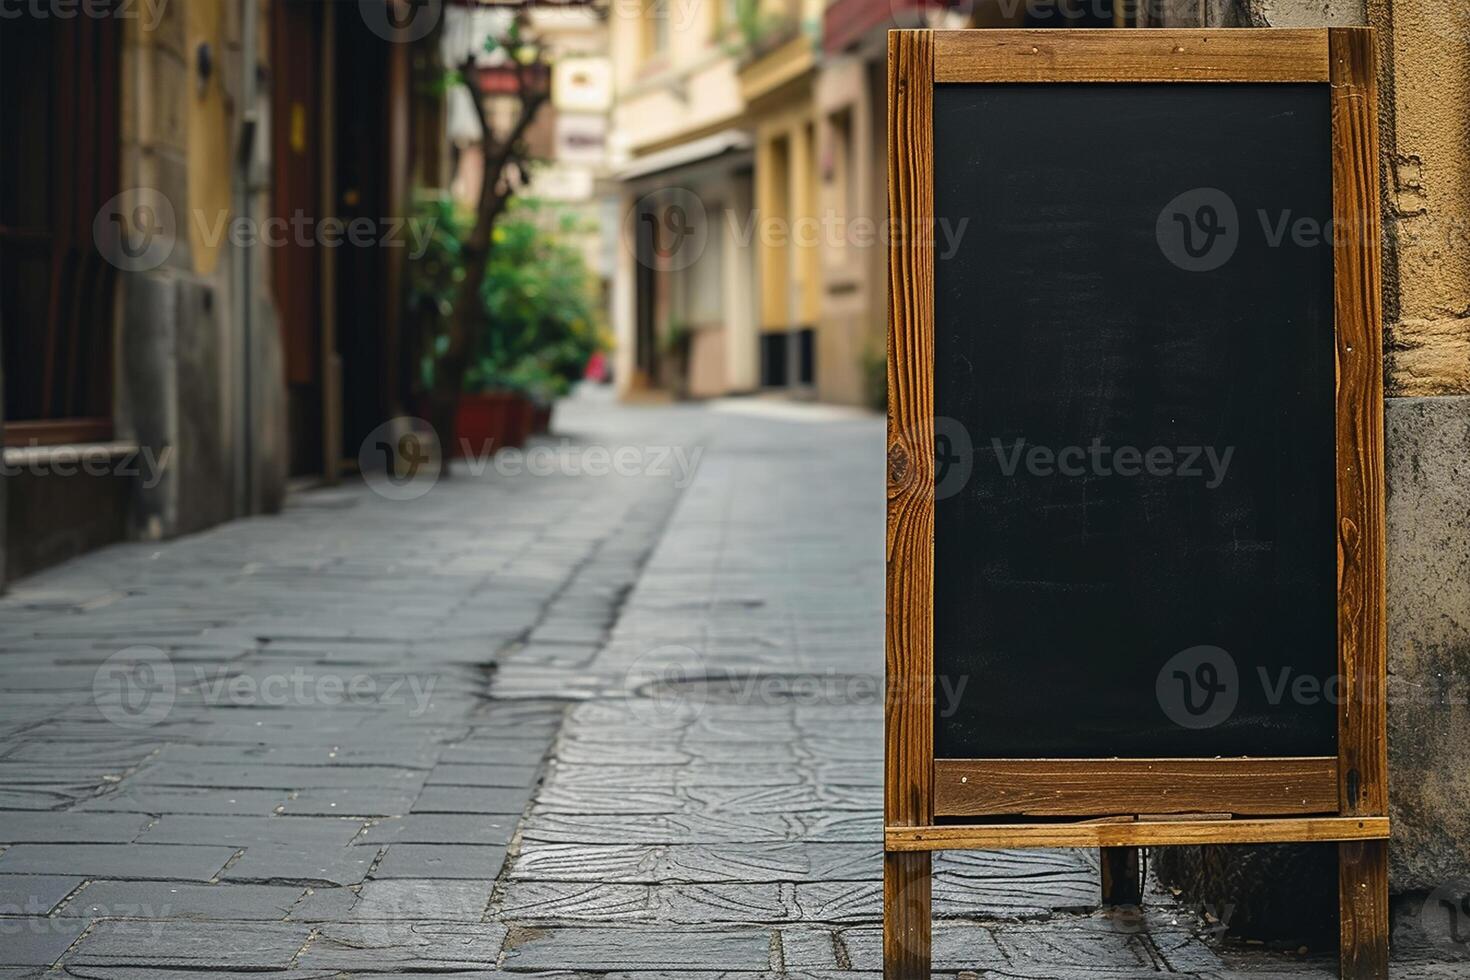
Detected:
left=934, top=758, right=1339, bottom=817
left=1339, top=839, right=1390, bottom=980
left=932, top=29, right=1330, bottom=83
left=886, top=816, right=1390, bottom=851
left=1329, top=27, right=1388, bottom=820
left=885, top=28, right=935, bottom=832
left=883, top=851, right=930, bottom=980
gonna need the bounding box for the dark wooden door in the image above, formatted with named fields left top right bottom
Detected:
left=270, top=0, right=326, bottom=475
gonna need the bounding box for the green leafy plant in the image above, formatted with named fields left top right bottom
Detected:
left=727, top=0, right=801, bottom=61
left=411, top=195, right=604, bottom=406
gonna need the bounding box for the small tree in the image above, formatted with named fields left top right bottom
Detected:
left=427, top=9, right=551, bottom=462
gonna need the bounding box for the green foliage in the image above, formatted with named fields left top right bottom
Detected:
left=728, top=0, right=804, bottom=61
left=408, top=194, right=605, bottom=404
left=406, top=194, right=467, bottom=328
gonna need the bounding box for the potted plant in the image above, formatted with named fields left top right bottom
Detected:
left=410, top=196, right=604, bottom=458
left=661, top=319, right=693, bottom=400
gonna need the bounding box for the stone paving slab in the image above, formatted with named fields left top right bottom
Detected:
left=0, top=917, right=90, bottom=967
left=63, top=920, right=315, bottom=970
left=0, top=845, right=237, bottom=881
left=58, top=881, right=306, bottom=920
left=0, top=393, right=1444, bottom=976
left=0, top=393, right=694, bottom=973
left=0, top=876, right=82, bottom=917
left=293, top=920, right=510, bottom=971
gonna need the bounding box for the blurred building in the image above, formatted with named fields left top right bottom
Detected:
left=608, top=0, right=757, bottom=399
left=0, top=0, right=442, bottom=584
left=607, top=0, right=926, bottom=406
left=528, top=3, right=615, bottom=290
left=740, top=0, right=823, bottom=396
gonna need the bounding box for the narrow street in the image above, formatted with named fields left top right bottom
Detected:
left=0, top=393, right=1415, bottom=976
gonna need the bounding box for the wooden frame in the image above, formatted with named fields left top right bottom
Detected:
left=885, top=28, right=1387, bottom=980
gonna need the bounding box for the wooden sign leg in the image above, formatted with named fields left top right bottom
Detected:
left=1100, top=847, right=1142, bottom=906
left=1338, top=839, right=1389, bottom=980
left=884, top=850, right=931, bottom=979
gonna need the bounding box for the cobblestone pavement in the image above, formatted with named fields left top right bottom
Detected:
left=0, top=392, right=1455, bottom=977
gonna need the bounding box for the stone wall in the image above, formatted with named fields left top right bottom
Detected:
left=115, top=0, right=286, bottom=542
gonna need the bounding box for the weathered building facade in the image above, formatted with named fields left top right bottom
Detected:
left=0, top=0, right=440, bottom=585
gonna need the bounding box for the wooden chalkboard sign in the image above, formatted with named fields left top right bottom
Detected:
left=885, top=28, right=1388, bottom=980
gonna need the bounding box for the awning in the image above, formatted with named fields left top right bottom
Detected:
left=615, top=129, right=752, bottom=184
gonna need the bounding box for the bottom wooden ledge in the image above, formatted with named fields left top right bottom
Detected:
left=886, top=816, right=1390, bottom=851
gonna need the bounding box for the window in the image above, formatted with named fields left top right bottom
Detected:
left=642, top=0, right=671, bottom=63
left=0, top=9, right=121, bottom=445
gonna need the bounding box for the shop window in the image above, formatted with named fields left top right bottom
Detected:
left=0, top=8, right=120, bottom=445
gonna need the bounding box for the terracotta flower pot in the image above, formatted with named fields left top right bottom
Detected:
left=451, top=391, right=530, bottom=458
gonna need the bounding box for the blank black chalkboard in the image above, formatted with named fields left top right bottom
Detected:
left=932, top=83, right=1338, bottom=759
